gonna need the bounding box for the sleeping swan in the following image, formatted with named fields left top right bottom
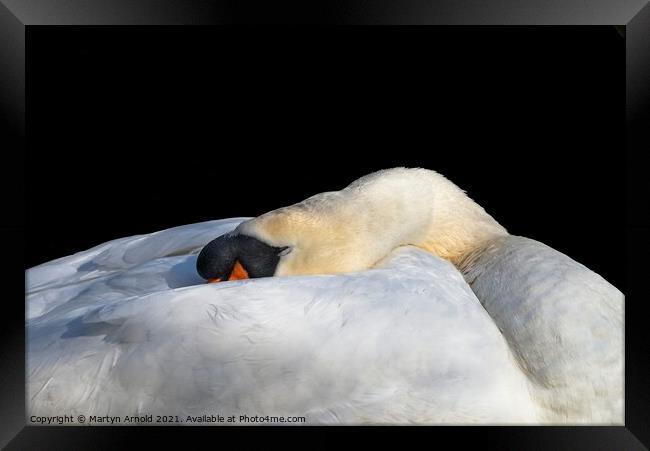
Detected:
left=26, top=168, right=621, bottom=425
left=197, top=167, right=623, bottom=423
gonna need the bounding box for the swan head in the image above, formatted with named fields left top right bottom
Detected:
left=196, top=232, right=289, bottom=283
left=196, top=168, right=508, bottom=281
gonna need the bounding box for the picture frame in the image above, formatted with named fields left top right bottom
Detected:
left=2, top=0, right=648, bottom=448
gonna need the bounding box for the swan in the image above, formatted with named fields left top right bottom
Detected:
left=26, top=168, right=623, bottom=424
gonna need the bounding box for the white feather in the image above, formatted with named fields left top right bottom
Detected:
left=462, top=235, right=623, bottom=423
left=27, top=222, right=537, bottom=424
left=26, top=167, right=623, bottom=424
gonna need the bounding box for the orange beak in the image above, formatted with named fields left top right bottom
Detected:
left=207, top=260, right=249, bottom=283
left=228, top=260, right=249, bottom=281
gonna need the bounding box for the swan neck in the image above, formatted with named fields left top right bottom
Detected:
left=418, top=191, right=508, bottom=268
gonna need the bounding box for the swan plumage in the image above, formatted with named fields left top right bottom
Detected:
left=26, top=168, right=623, bottom=424
left=27, top=220, right=538, bottom=424
left=462, top=235, right=623, bottom=423
left=237, top=168, right=507, bottom=276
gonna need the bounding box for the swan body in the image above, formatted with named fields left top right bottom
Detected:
left=462, top=235, right=623, bottom=423
left=27, top=167, right=623, bottom=424
left=27, top=220, right=537, bottom=424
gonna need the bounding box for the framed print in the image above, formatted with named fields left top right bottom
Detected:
left=2, top=0, right=649, bottom=448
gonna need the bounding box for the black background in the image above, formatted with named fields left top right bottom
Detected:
left=27, top=26, right=624, bottom=290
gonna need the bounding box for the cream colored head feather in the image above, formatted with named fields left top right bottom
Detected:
left=236, top=167, right=508, bottom=276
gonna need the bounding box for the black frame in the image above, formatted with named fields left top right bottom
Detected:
left=2, top=0, right=649, bottom=448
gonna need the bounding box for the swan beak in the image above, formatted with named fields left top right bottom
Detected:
left=228, top=260, right=250, bottom=281
left=206, top=260, right=250, bottom=283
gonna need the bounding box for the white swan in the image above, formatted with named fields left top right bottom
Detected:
left=26, top=168, right=623, bottom=424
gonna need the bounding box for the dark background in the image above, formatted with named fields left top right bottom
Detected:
left=26, top=26, right=624, bottom=290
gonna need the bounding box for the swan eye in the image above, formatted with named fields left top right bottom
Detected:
left=278, top=246, right=292, bottom=257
